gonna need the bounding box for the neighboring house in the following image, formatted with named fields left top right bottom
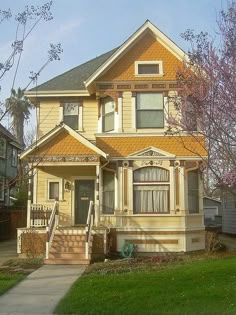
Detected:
left=221, top=190, right=236, bottom=235
left=203, top=196, right=222, bottom=226
left=18, top=20, right=207, bottom=264
left=0, top=124, right=21, bottom=206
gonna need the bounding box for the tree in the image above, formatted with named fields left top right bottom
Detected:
left=168, top=1, right=236, bottom=193
left=5, top=88, right=32, bottom=148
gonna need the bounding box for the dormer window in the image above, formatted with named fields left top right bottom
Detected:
left=135, top=61, right=163, bottom=76
left=101, top=97, right=115, bottom=132
left=63, top=103, right=79, bottom=130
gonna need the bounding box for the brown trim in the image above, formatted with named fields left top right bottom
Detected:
left=179, top=160, right=185, bottom=167
left=169, top=160, right=175, bottom=167
left=125, top=239, right=179, bottom=244
left=123, top=168, right=128, bottom=207
left=117, top=230, right=204, bottom=235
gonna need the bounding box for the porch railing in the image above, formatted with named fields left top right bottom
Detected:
left=46, top=201, right=59, bottom=259
left=30, top=204, right=53, bottom=227
left=85, top=200, right=94, bottom=260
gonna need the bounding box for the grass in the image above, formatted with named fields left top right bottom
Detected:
left=0, top=273, right=25, bottom=295
left=55, top=256, right=236, bottom=315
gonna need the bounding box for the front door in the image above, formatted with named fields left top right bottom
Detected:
left=74, top=180, right=95, bottom=224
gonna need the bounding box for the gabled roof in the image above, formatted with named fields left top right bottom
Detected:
left=26, top=48, right=119, bottom=95
left=21, top=123, right=107, bottom=159
left=85, top=20, right=186, bottom=88
left=0, top=124, right=22, bottom=149
left=26, top=20, right=187, bottom=96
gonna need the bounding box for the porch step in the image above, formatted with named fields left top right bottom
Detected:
left=44, top=258, right=90, bottom=265
left=44, top=228, right=92, bottom=265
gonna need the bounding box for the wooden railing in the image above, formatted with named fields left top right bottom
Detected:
left=46, top=201, right=59, bottom=259
left=85, top=201, right=94, bottom=260
left=30, top=204, right=53, bottom=227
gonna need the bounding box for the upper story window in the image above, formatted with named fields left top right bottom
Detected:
left=136, top=92, right=164, bottom=128
left=0, top=138, right=6, bottom=158
left=101, top=97, right=115, bottom=132
left=63, top=103, right=79, bottom=130
left=12, top=147, right=17, bottom=167
left=135, top=61, right=163, bottom=76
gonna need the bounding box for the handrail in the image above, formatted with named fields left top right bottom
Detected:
left=45, top=201, right=59, bottom=259
left=85, top=200, right=94, bottom=260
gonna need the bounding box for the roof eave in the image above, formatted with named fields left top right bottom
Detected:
left=25, top=90, right=90, bottom=98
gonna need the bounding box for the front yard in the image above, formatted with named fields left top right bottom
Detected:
left=55, top=256, right=236, bottom=315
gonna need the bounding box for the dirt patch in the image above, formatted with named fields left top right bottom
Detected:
left=0, top=258, right=43, bottom=275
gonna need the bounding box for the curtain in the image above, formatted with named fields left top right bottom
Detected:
left=134, top=167, right=169, bottom=182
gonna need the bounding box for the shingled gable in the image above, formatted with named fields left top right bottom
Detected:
left=85, top=20, right=187, bottom=89
left=20, top=123, right=107, bottom=159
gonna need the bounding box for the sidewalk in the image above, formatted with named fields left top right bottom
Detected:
left=0, top=264, right=87, bottom=314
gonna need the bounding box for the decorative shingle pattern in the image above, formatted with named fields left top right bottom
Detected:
left=32, top=131, right=97, bottom=156
left=96, top=136, right=207, bottom=157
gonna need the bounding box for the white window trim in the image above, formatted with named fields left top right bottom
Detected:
left=46, top=178, right=63, bottom=201
left=134, top=60, right=163, bottom=77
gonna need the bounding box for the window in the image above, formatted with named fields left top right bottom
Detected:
left=133, top=167, right=169, bottom=213
left=101, top=97, right=115, bottom=132
left=188, top=170, right=199, bottom=213
left=136, top=93, right=164, bottom=128
left=0, top=138, right=6, bottom=158
left=102, top=170, right=115, bottom=214
left=48, top=181, right=59, bottom=200
left=0, top=176, right=4, bottom=201
left=135, top=61, right=163, bottom=76
left=63, top=103, right=79, bottom=130
left=183, top=96, right=198, bottom=131
left=12, top=148, right=17, bottom=167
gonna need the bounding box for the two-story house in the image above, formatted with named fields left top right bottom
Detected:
left=0, top=124, right=21, bottom=206
left=18, top=20, right=207, bottom=264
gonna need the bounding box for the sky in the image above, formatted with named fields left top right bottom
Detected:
left=0, top=0, right=227, bottom=131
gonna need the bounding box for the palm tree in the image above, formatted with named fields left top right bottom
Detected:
left=5, top=88, right=33, bottom=148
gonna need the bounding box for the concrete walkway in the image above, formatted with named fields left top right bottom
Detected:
left=0, top=264, right=87, bottom=314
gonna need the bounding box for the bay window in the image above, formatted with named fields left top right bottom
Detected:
left=136, top=93, right=164, bottom=128
left=102, top=170, right=115, bottom=214
left=133, top=167, right=169, bottom=213
left=188, top=169, right=199, bottom=213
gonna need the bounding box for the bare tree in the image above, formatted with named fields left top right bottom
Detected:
left=168, top=1, right=236, bottom=193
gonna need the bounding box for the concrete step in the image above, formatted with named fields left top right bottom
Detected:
left=44, top=258, right=90, bottom=265
left=51, top=240, right=86, bottom=247
left=55, top=229, right=86, bottom=236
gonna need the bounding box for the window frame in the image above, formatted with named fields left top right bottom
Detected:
left=136, top=92, right=164, bottom=129
left=0, top=176, right=4, bottom=201
left=102, top=169, right=115, bottom=214
left=187, top=169, right=199, bottom=214
left=12, top=147, right=18, bottom=167
left=133, top=167, right=170, bottom=214
left=0, top=138, right=6, bottom=159
left=63, top=102, right=79, bottom=130
left=135, top=61, right=163, bottom=77
left=47, top=179, right=63, bottom=201
left=101, top=97, right=115, bottom=132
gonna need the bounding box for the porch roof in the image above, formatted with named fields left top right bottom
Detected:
left=96, top=135, right=207, bottom=158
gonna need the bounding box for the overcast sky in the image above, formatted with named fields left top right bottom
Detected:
left=0, top=0, right=226, bottom=130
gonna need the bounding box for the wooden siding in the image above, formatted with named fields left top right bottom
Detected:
left=38, top=101, right=60, bottom=138
left=82, top=99, right=98, bottom=140
left=122, top=91, right=132, bottom=131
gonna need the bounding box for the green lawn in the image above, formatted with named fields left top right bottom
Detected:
left=0, top=273, right=25, bottom=295
left=55, top=257, right=236, bottom=315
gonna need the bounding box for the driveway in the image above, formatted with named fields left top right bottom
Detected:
left=0, top=239, right=18, bottom=266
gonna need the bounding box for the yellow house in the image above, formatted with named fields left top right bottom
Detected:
left=18, top=20, right=207, bottom=264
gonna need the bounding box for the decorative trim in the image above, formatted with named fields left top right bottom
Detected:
left=28, top=155, right=99, bottom=163
left=141, top=160, right=163, bottom=166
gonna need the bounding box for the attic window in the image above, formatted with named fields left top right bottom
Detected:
left=135, top=61, right=163, bottom=76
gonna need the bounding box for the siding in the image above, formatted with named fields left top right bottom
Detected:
left=38, top=101, right=60, bottom=138
left=122, top=91, right=132, bottom=131
left=82, top=99, right=98, bottom=140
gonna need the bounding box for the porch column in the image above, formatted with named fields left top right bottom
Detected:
left=169, top=160, right=176, bottom=214
left=95, top=165, right=100, bottom=226
left=27, top=169, right=32, bottom=228
left=179, top=160, right=187, bottom=214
